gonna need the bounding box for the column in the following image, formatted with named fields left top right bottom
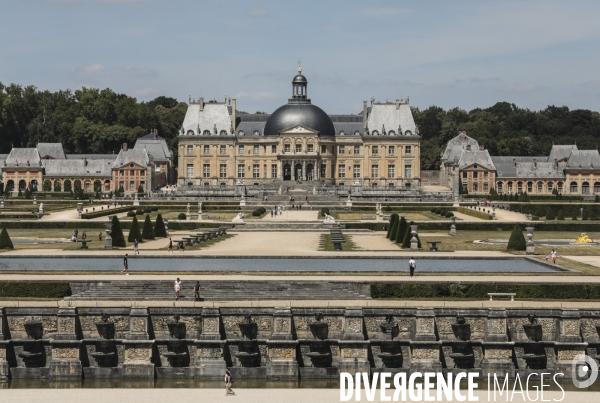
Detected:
left=302, top=161, right=306, bottom=181
left=278, top=160, right=283, bottom=179
left=195, top=307, right=226, bottom=379
left=49, top=307, right=82, bottom=379
left=267, top=307, right=298, bottom=380
left=122, top=307, right=155, bottom=377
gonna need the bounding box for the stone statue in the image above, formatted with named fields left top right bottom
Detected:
left=38, top=202, right=44, bottom=214
left=213, top=124, right=217, bottom=134
left=198, top=202, right=202, bottom=213
left=232, top=212, right=245, bottom=223
left=323, top=213, right=335, bottom=222
left=186, top=203, right=190, bottom=214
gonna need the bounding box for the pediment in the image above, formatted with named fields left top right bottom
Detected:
left=279, top=125, right=318, bottom=135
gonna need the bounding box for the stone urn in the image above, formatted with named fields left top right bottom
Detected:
left=523, top=314, right=542, bottom=342
left=167, top=315, right=186, bottom=340
left=309, top=313, right=328, bottom=340
left=24, top=319, right=44, bottom=340
left=449, top=315, right=473, bottom=368
left=380, top=314, right=399, bottom=340
left=95, top=313, right=115, bottom=340
left=238, top=315, right=258, bottom=340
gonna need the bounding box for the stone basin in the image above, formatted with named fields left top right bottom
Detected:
left=238, top=320, right=258, bottom=340
left=380, top=321, right=398, bottom=338
left=24, top=320, right=43, bottom=340
left=167, top=321, right=186, bottom=340
left=523, top=324, right=543, bottom=342
left=95, top=321, right=115, bottom=340
left=309, top=320, right=328, bottom=340
left=449, top=352, right=474, bottom=369
left=17, top=351, right=43, bottom=359
left=306, top=351, right=331, bottom=367
left=234, top=351, right=260, bottom=367
left=521, top=353, right=546, bottom=369
left=377, top=352, right=403, bottom=368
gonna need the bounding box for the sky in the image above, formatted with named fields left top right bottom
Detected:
left=2, top=0, right=600, bottom=114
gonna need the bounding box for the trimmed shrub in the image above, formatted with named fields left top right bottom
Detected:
left=395, top=216, right=408, bottom=244
left=556, top=209, right=565, bottom=220
left=434, top=208, right=441, bottom=214
left=596, top=195, right=599, bottom=202
left=445, top=211, right=454, bottom=218
left=383, top=206, right=392, bottom=212
left=583, top=209, right=590, bottom=220
left=142, top=214, right=155, bottom=240
left=127, top=211, right=136, bottom=217
left=128, top=216, right=142, bottom=243
left=111, top=216, right=126, bottom=247
left=154, top=214, right=167, bottom=237
left=401, top=224, right=412, bottom=249
left=386, top=214, right=398, bottom=239
left=533, top=206, right=547, bottom=217
left=136, top=209, right=144, bottom=215
left=178, top=213, right=187, bottom=220
left=388, top=214, right=399, bottom=241
left=151, top=206, right=159, bottom=212
left=507, top=224, right=526, bottom=251
left=532, top=216, right=539, bottom=221
left=439, top=209, right=447, bottom=216
left=143, top=207, right=152, bottom=213
left=0, top=228, right=14, bottom=249
left=0, top=282, right=71, bottom=298
left=320, top=207, right=330, bottom=218
left=572, top=216, right=578, bottom=221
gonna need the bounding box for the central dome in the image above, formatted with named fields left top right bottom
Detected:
left=263, top=68, right=335, bottom=137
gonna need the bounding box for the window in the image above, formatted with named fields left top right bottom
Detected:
left=462, top=183, right=468, bottom=192
left=463, top=172, right=468, bottom=179
left=354, top=145, right=360, bottom=155
left=271, top=164, right=277, bottom=178
left=473, top=183, right=478, bottom=192
left=339, top=145, right=345, bottom=155
left=128, top=181, right=134, bottom=190
left=389, top=146, right=395, bottom=155
left=484, top=172, right=488, bottom=179
left=321, top=145, right=327, bottom=154
left=321, top=164, right=326, bottom=178
left=405, top=145, right=412, bottom=154
left=119, top=181, right=124, bottom=189
left=507, top=182, right=513, bottom=193
left=517, top=182, right=523, bottom=194
left=140, top=170, right=145, bottom=177
left=130, top=170, right=134, bottom=176
left=372, top=146, right=378, bottom=155
left=220, top=130, right=227, bottom=136
left=371, top=164, right=378, bottom=178
left=548, top=181, right=554, bottom=193
left=594, top=182, right=600, bottom=193
left=570, top=182, right=578, bottom=193
left=272, top=145, right=277, bottom=154
left=307, top=144, right=313, bottom=153
left=404, top=165, right=412, bottom=178
left=203, top=164, right=210, bottom=178
left=254, top=145, right=260, bottom=155
left=284, top=144, right=290, bottom=153
left=187, top=145, right=193, bottom=155
left=186, top=164, right=194, bottom=177
left=388, top=165, right=395, bottom=178
left=483, top=183, right=489, bottom=192
left=353, top=164, right=361, bottom=178
left=497, top=182, right=503, bottom=193
left=239, top=145, right=244, bottom=154
left=204, top=145, right=210, bottom=154
left=537, top=181, right=543, bottom=193
left=473, top=171, right=478, bottom=178
left=582, top=182, right=590, bottom=194
left=220, top=164, right=227, bottom=178
left=238, top=164, right=245, bottom=178
left=527, top=181, right=533, bottom=192
left=220, top=145, right=226, bottom=155
left=119, top=170, right=124, bottom=176
left=557, top=182, right=563, bottom=193
left=253, top=164, right=260, bottom=178
left=296, top=144, right=302, bottom=153
left=338, top=164, right=345, bottom=178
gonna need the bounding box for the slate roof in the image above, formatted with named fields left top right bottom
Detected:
left=491, top=156, right=556, bottom=178
left=134, top=135, right=171, bottom=162
left=514, top=162, right=566, bottom=179
left=566, top=150, right=600, bottom=169
left=66, top=154, right=116, bottom=160
left=333, top=122, right=364, bottom=137
left=548, top=145, right=577, bottom=162
left=366, top=103, right=417, bottom=136
left=182, top=102, right=232, bottom=136
left=458, top=150, right=495, bottom=170
left=4, top=148, right=41, bottom=167
left=112, top=149, right=150, bottom=169
left=42, top=159, right=113, bottom=177
left=441, top=132, right=479, bottom=164
left=36, top=143, right=66, bottom=159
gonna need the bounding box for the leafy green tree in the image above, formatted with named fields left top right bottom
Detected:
left=533, top=206, right=546, bottom=217
left=154, top=213, right=167, bottom=237
left=117, top=185, right=124, bottom=197
left=111, top=216, right=126, bottom=247
left=43, top=179, right=51, bottom=192
left=387, top=214, right=398, bottom=239
left=395, top=216, right=408, bottom=244
left=142, top=214, right=155, bottom=240
left=128, top=216, right=142, bottom=243
left=0, top=228, right=14, bottom=249
left=137, top=184, right=144, bottom=196
left=507, top=225, right=526, bottom=251
left=401, top=225, right=412, bottom=249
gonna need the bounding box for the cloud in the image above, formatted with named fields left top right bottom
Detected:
left=70, top=63, right=157, bottom=78
left=232, top=91, right=276, bottom=100
left=504, top=83, right=544, bottom=92
left=246, top=8, right=268, bottom=17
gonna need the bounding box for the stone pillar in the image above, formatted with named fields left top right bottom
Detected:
left=555, top=309, right=587, bottom=377
left=339, top=307, right=369, bottom=375
left=481, top=308, right=515, bottom=378
left=195, top=307, right=226, bottom=379
left=302, top=161, right=306, bottom=181
left=0, top=308, right=9, bottom=381
left=267, top=307, right=298, bottom=380
left=278, top=160, right=283, bottom=179
left=122, top=307, right=154, bottom=377
left=450, top=217, right=456, bottom=235
left=49, top=307, right=82, bottom=379
left=410, top=308, right=442, bottom=373
left=526, top=227, right=535, bottom=255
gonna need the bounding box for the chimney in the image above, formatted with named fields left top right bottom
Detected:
left=554, top=158, right=558, bottom=170
left=466, top=144, right=471, bottom=151
left=513, top=158, right=516, bottom=167
left=363, top=101, right=368, bottom=130
left=199, top=97, right=204, bottom=111
left=533, top=158, right=537, bottom=167
left=83, top=158, right=87, bottom=167
left=395, top=99, right=400, bottom=109
left=479, top=145, right=484, bottom=151
left=231, top=98, right=237, bottom=134
left=123, top=143, right=128, bottom=151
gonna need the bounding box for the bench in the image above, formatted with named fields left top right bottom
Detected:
left=361, top=215, right=376, bottom=220
left=171, top=239, right=185, bottom=249
left=488, top=293, right=516, bottom=301
left=426, top=241, right=442, bottom=251
left=80, top=240, right=92, bottom=249
left=182, top=237, right=195, bottom=246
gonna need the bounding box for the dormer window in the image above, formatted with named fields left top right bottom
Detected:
left=354, top=130, right=361, bottom=136
left=220, top=130, right=227, bottom=136
left=339, top=130, right=345, bottom=136
left=253, top=130, right=260, bottom=136
left=186, top=130, right=194, bottom=136
left=203, top=130, right=211, bottom=136
left=372, top=130, right=379, bottom=136
left=238, top=130, right=245, bottom=136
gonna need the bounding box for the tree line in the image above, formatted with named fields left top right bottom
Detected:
left=413, top=102, right=600, bottom=170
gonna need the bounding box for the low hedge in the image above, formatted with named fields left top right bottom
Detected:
left=0, top=282, right=71, bottom=298
left=371, top=282, right=600, bottom=300
left=80, top=205, right=135, bottom=219
left=457, top=207, right=492, bottom=220
left=345, top=221, right=600, bottom=231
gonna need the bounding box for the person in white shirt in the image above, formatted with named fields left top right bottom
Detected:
left=409, top=258, right=416, bottom=277
left=174, top=278, right=182, bottom=301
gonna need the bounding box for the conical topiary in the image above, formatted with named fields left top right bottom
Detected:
left=395, top=216, right=408, bottom=244
left=556, top=209, right=565, bottom=220
left=111, top=216, right=126, bottom=247
left=533, top=206, right=546, bottom=217
left=0, top=228, right=14, bottom=249
left=128, top=216, right=142, bottom=243
left=507, top=224, right=526, bottom=251
left=154, top=213, right=167, bottom=237
left=387, top=213, right=398, bottom=239
left=401, top=224, right=412, bottom=248
left=142, top=214, right=155, bottom=240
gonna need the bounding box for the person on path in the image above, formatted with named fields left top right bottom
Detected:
left=225, top=368, right=235, bottom=396
left=174, top=278, right=182, bottom=300
left=122, top=254, right=129, bottom=275
left=409, top=257, right=416, bottom=277
left=74, top=229, right=79, bottom=239
left=551, top=250, right=557, bottom=264
left=98, top=231, right=103, bottom=241
left=133, top=239, right=139, bottom=255
left=168, top=238, right=173, bottom=254
left=194, top=281, right=200, bottom=301
left=179, top=241, right=184, bottom=253
left=82, top=231, right=87, bottom=240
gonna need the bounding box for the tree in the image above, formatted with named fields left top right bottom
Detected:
left=387, top=214, right=398, bottom=239
left=128, top=216, right=142, bottom=243
left=142, top=214, right=155, bottom=240
left=43, top=179, right=52, bottom=192
left=395, top=216, right=408, bottom=244
left=533, top=206, right=546, bottom=217
left=137, top=184, right=145, bottom=196
left=24, top=188, right=31, bottom=199
left=507, top=224, right=526, bottom=251
left=111, top=216, right=126, bottom=247
left=154, top=213, right=167, bottom=237
left=557, top=209, right=565, bottom=220
left=0, top=228, right=14, bottom=249
left=595, top=195, right=599, bottom=202
left=401, top=225, right=412, bottom=249
left=117, top=185, right=124, bottom=197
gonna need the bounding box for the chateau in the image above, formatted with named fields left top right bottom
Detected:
left=176, top=68, right=422, bottom=190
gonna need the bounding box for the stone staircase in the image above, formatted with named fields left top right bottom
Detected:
left=66, top=280, right=371, bottom=301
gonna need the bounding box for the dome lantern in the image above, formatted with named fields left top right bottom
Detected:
left=292, top=66, right=308, bottom=100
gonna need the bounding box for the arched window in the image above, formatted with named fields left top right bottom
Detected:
left=527, top=181, right=533, bottom=193
left=388, top=130, right=396, bottom=136
left=594, top=182, right=600, bottom=193
left=537, top=181, right=543, bottom=193
left=339, top=130, right=345, bottom=136
left=219, top=130, right=227, bottom=136
left=238, top=130, right=245, bottom=136
left=203, top=130, right=211, bottom=136
left=404, top=130, right=412, bottom=136
left=253, top=130, right=260, bottom=136
left=354, top=130, right=361, bottom=136
left=517, top=181, right=523, bottom=194
left=557, top=182, right=563, bottom=193
left=507, top=181, right=513, bottom=193
left=570, top=181, right=578, bottom=193
left=548, top=181, right=554, bottom=193
left=186, top=130, right=195, bottom=136
left=497, top=182, right=503, bottom=193
left=582, top=182, right=590, bottom=194
left=54, top=180, right=62, bottom=192
left=372, top=130, right=379, bottom=136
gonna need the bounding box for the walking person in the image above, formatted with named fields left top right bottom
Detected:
left=551, top=249, right=557, bottom=264
left=133, top=239, right=139, bottom=255
left=174, top=278, right=182, bottom=301
left=179, top=241, right=185, bottom=253
left=193, top=281, right=200, bottom=302
left=409, top=257, right=416, bottom=277
left=168, top=238, right=173, bottom=254
left=82, top=231, right=87, bottom=240
left=225, top=368, right=235, bottom=396
left=122, top=254, right=129, bottom=275
left=98, top=231, right=103, bottom=241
